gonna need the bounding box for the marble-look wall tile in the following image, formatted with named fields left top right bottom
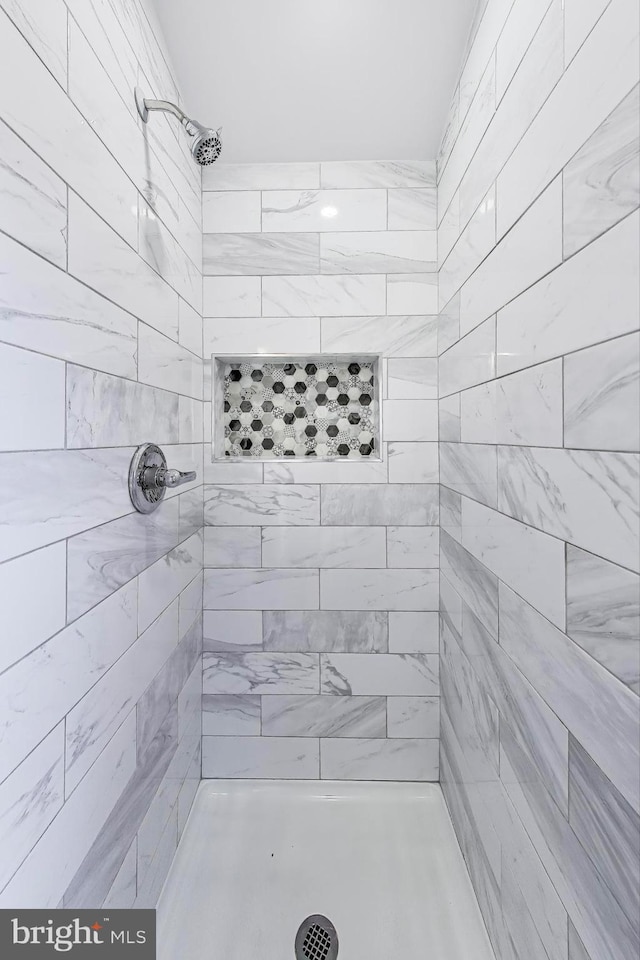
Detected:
left=204, top=568, right=319, bottom=611
left=440, top=316, right=496, bottom=397
left=460, top=497, right=566, bottom=628
left=204, top=484, right=319, bottom=525
left=388, top=612, right=439, bottom=654
left=441, top=531, right=499, bottom=636
left=440, top=486, right=462, bottom=544
left=0, top=723, right=64, bottom=891
left=569, top=736, right=640, bottom=932
left=383, top=399, right=438, bottom=442
left=387, top=359, right=438, bottom=399
left=388, top=189, right=437, bottom=230
left=0, top=712, right=136, bottom=908
left=202, top=736, right=319, bottom=779
left=321, top=483, right=438, bottom=525
left=387, top=697, right=439, bottom=738
left=203, top=611, right=263, bottom=653
left=64, top=600, right=179, bottom=795
left=66, top=497, right=180, bottom=620
left=438, top=292, right=461, bottom=355
left=263, top=611, right=388, bottom=653
left=66, top=366, right=179, bottom=449
left=321, top=653, right=439, bottom=696
left=564, top=333, right=639, bottom=452
left=202, top=695, right=261, bottom=736
left=202, top=191, right=261, bottom=232
left=203, top=459, right=263, bottom=485
left=263, top=458, right=388, bottom=484
left=500, top=584, right=640, bottom=814
left=138, top=532, right=202, bottom=633
left=102, top=839, right=137, bottom=910
left=262, top=189, right=387, bottom=232
left=387, top=274, right=438, bottom=314
left=439, top=186, right=496, bottom=309
left=262, top=274, right=386, bottom=317
left=203, top=162, right=320, bottom=190
left=203, top=276, right=262, bottom=317
left=320, top=231, right=436, bottom=274
left=439, top=394, right=462, bottom=442
left=498, top=203, right=639, bottom=377
left=204, top=526, right=262, bottom=567
left=320, top=160, right=435, bottom=189
left=262, top=695, right=386, bottom=738
left=563, top=0, right=612, bottom=63
left=0, top=118, right=67, bottom=267
left=568, top=923, right=592, bottom=960
left=262, top=526, right=386, bottom=568
left=0, top=344, right=65, bottom=452
left=1, top=0, right=68, bottom=87
left=563, top=85, right=639, bottom=257
left=498, top=446, right=639, bottom=572
left=387, top=442, right=439, bottom=482
left=387, top=526, right=439, bottom=568
left=205, top=315, right=321, bottom=354
left=68, top=193, right=179, bottom=339
left=440, top=441, right=498, bottom=508
left=138, top=324, right=201, bottom=401
left=0, top=233, right=137, bottom=380
left=321, top=314, right=438, bottom=357
left=566, top=545, right=640, bottom=695
left=321, top=569, right=439, bottom=611
left=203, top=233, right=320, bottom=276
left=320, top=738, right=438, bottom=781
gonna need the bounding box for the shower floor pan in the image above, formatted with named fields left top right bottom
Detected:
left=157, top=780, right=495, bottom=960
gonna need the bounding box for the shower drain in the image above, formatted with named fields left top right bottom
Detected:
left=295, top=915, right=339, bottom=959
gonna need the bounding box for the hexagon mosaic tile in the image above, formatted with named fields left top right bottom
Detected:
left=219, top=358, right=380, bottom=459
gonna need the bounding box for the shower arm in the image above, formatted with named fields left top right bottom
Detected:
left=136, top=93, right=200, bottom=136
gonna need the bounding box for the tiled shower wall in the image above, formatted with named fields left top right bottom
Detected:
left=0, top=0, right=204, bottom=907
left=436, top=1, right=639, bottom=959
left=201, top=161, right=441, bottom=780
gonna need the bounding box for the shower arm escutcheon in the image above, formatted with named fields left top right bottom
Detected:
left=129, top=443, right=197, bottom=514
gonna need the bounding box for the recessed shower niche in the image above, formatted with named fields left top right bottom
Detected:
left=211, top=355, right=382, bottom=460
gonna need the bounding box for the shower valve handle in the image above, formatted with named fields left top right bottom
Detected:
left=129, top=443, right=198, bottom=514
left=156, top=467, right=197, bottom=488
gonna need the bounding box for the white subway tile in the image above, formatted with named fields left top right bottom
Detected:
left=321, top=653, right=439, bottom=695
left=320, top=232, right=437, bottom=274
left=203, top=163, right=320, bottom=191
left=320, top=738, right=438, bottom=780
left=202, top=736, right=319, bottom=779
left=204, top=526, right=261, bottom=567
left=388, top=189, right=437, bottom=230
left=388, top=612, right=440, bottom=653
left=322, top=315, right=438, bottom=358
left=204, top=568, right=320, bottom=610
left=387, top=443, right=439, bottom=483
left=203, top=191, right=262, bottom=232
left=321, top=569, right=439, bottom=611
left=0, top=344, right=65, bottom=451
left=262, top=526, right=386, bottom=569
left=383, top=400, right=438, bottom=442
left=138, top=324, right=202, bottom=400
left=387, top=274, right=438, bottom=314
left=387, top=698, right=440, bottom=738
left=321, top=161, right=435, bottom=189
left=387, top=359, right=438, bottom=399
left=440, top=316, right=496, bottom=397
left=564, top=0, right=613, bottom=63
left=387, top=527, right=440, bottom=569
left=263, top=275, right=386, bottom=317
left=204, top=316, right=320, bottom=354
left=204, top=278, right=262, bottom=318
left=262, top=189, right=387, bottom=232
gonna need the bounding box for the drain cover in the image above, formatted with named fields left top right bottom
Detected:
left=295, top=915, right=339, bottom=959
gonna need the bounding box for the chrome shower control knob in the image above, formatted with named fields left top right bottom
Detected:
left=129, top=443, right=197, bottom=514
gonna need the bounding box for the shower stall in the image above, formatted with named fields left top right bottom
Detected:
left=0, top=0, right=638, bottom=959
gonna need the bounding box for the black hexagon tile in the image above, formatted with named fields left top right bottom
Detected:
left=219, top=358, right=379, bottom=459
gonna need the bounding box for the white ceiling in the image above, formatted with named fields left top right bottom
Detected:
left=151, top=0, right=477, bottom=163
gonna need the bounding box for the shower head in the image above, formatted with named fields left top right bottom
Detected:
left=134, top=87, right=222, bottom=166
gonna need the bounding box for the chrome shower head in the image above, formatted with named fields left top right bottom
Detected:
left=134, top=87, right=222, bottom=166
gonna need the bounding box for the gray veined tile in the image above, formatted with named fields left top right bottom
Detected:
left=204, top=484, right=319, bottom=525
left=387, top=443, right=439, bottom=483
left=67, top=496, right=180, bottom=621
left=0, top=447, right=133, bottom=564
left=321, top=653, right=439, bottom=697
left=203, top=652, right=319, bottom=695
left=203, top=610, right=263, bottom=653
left=202, top=736, right=319, bottom=779
left=203, top=233, right=320, bottom=275
left=66, top=366, right=179, bottom=449
left=262, top=274, right=386, bottom=317
left=320, top=738, right=438, bottom=781
left=0, top=118, right=67, bottom=267
left=204, top=526, right=261, bottom=567
left=387, top=189, right=437, bottom=230
left=202, top=695, right=261, bottom=736
left=320, top=231, right=437, bottom=274
left=138, top=324, right=202, bottom=400
left=202, top=162, right=320, bottom=191
left=387, top=273, right=438, bottom=315
left=387, top=697, right=440, bottom=738
left=439, top=395, right=462, bottom=442
left=321, top=315, right=438, bottom=358
left=261, top=188, right=387, bottom=231
left=321, top=569, right=439, bottom=611
left=0, top=343, right=65, bottom=452
left=202, top=191, right=261, bottom=232
left=439, top=316, right=496, bottom=398
left=440, top=530, right=498, bottom=637
left=138, top=531, right=202, bottom=634
left=388, top=612, right=439, bottom=653
left=438, top=185, right=496, bottom=310
left=498, top=446, right=639, bottom=572
left=263, top=459, right=388, bottom=485
left=500, top=583, right=640, bottom=814
left=438, top=292, right=461, bottom=355
left=203, top=277, right=261, bottom=318
left=564, top=84, right=640, bottom=257
left=263, top=611, right=388, bottom=653
left=8, top=203, right=121, bottom=355
left=103, top=840, right=137, bottom=909
left=262, top=526, right=386, bottom=568
left=566, top=545, right=640, bottom=695
left=383, top=399, right=438, bottom=442
left=568, top=923, right=592, bottom=960
left=387, top=359, right=438, bottom=399
left=321, top=484, right=438, bottom=525
left=569, top=736, right=640, bottom=934
left=440, top=486, right=462, bottom=544
left=564, top=332, right=640, bottom=452
left=203, top=568, right=319, bottom=610
left=387, top=527, right=439, bottom=568
left=440, top=442, right=498, bottom=508
left=320, top=160, right=436, bottom=189
left=0, top=723, right=65, bottom=891
left=262, top=695, right=386, bottom=737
